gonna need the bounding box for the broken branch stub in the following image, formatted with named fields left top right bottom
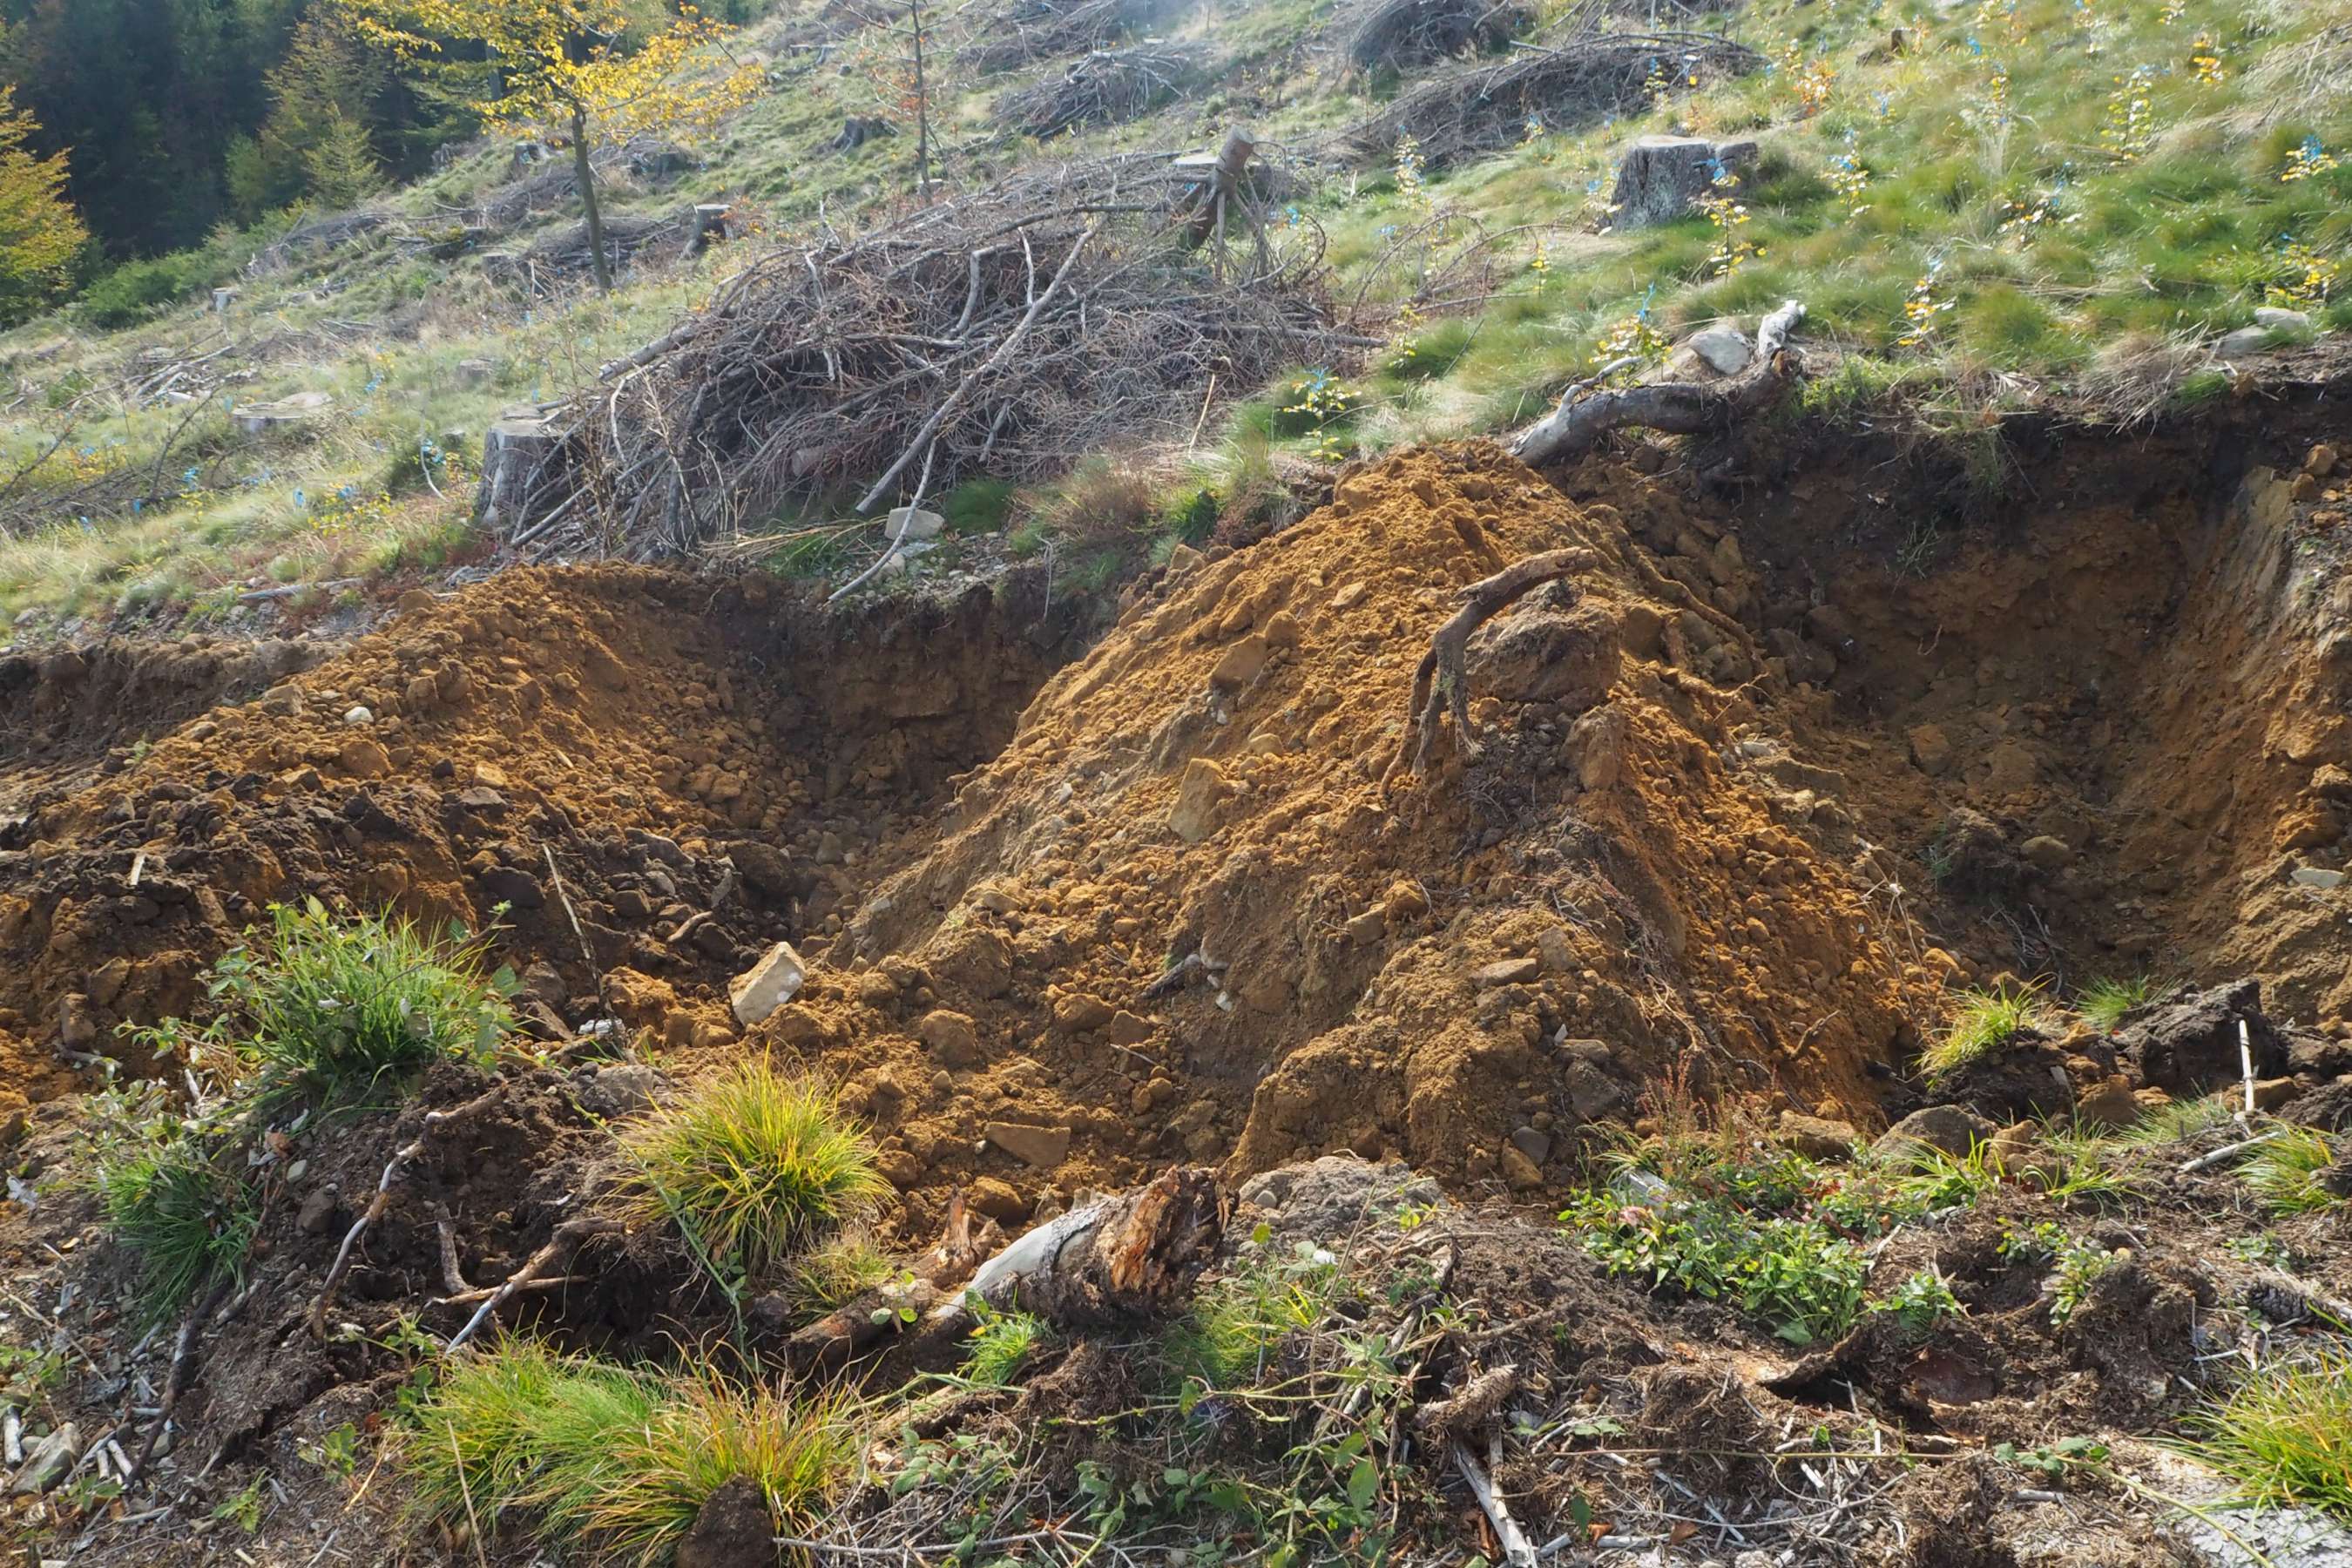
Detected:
left=1387, top=547, right=1602, bottom=781
left=1511, top=298, right=1807, bottom=470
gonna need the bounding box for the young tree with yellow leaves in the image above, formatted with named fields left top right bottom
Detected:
left=0, top=88, right=89, bottom=327
left=334, top=1, right=760, bottom=290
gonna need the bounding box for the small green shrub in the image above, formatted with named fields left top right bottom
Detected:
left=2241, top=1128, right=2339, bottom=1217
left=1923, top=983, right=2056, bottom=1078
left=2003, top=1223, right=2126, bottom=1325
left=1164, top=1243, right=1349, bottom=1390
left=1873, top=1267, right=1963, bottom=1342
left=620, top=1060, right=885, bottom=1288
left=2188, top=1349, right=2352, bottom=1519
left=781, top=1230, right=895, bottom=1323
left=134, top=899, right=513, bottom=1112
left=404, top=1342, right=852, bottom=1564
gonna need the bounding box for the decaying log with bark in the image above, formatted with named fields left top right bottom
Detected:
left=785, top=1168, right=1224, bottom=1375
left=963, top=1165, right=1224, bottom=1326
left=1387, top=547, right=1601, bottom=781
left=1511, top=298, right=1806, bottom=469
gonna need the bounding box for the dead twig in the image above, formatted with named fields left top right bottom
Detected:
left=1386, top=546, right=1601, bottom=781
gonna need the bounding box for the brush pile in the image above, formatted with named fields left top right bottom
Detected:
left=991, top=44, right=1206, bottom=138
left=487, top=211, right=693, bottom=290
left=1341, top=5, right=1761, bottom=167
left=499, top=148, right=1340, bottom=558
left=1335, top=0, right=1532, bottom=78
left=963, top=0, right=1190, bottom=72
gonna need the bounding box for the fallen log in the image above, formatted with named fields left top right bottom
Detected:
left=1511, top=298, right=1806, bottom=469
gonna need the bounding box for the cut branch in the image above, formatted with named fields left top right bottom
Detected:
left=1386, top=547, right=1601, bottom=781
left=445, top=1217, right=623, bottom=1352
left=1511, top=299, right=1805, bottom=468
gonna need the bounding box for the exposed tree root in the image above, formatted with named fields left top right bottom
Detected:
left=1386, top=547, right=1601, bottom=781
left=1511, top=299, right=1806, bottom=469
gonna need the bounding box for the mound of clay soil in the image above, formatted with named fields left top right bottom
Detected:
left=767, top=443, right=1946, bottom=1233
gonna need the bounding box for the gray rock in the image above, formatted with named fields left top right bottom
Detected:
left=2254, top=306, right=2313, bottom=332
left=582, top=1063, right=665, bottom=1117
left=1510, top=1125, right=1552, bottom=1165
left=11, top=1423, right=78, bottom=1495
left=2217, top=325, right=2278, bottom=359
left=2292, top=866, right=2345, bottom=890
left=1872, top=1105, right=1996, bottom=1160
left=1686, top=324, right=1754, bottom=375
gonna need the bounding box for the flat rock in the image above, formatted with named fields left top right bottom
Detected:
left=1872, top=1104, right=1995, bottom=1159
left=1777, top=1110, right=1858, bottom=1159
left=728, top=941, right=806, bottom=1026
left=984, top=1120, right=1071, bottom=1168
left=1473, top=956, right=1540, bottom=987
left=1168, top=757, right=1233, bottom=843
left=1686, top=324, right=1754, bottom=375
left=10, top=1423, right=78, bottom=1495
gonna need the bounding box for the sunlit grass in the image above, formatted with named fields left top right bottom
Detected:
left=2188, top=1348, right=2352, bottom=1520
left=1923, top=982, right=2057, bottom=1078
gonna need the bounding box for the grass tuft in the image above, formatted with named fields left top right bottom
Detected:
left=2240, top=1127, right=2340, bottom=1217
left=2188, top=1348, right=2352, bottom=1519
left=93, top=1131, right=259, bottom=1321
left=403, top=1342, right=853, bottom=1565
left=1923, top=982, right=2056, bottom=1078
left=962, top=1304, right=1051, bottom=1388
left=619, top=1059, right=886, bottom=1288
left=133, top=898, right=514, bottom=1112
left=2078, top=974, right=2170, bottom=1032
left=781, top=1229, right=896, bottom=1324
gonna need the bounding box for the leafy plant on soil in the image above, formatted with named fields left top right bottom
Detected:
left=1871, top=1267, right=1963, bottom=1344
left=959, top=1301, right=1051, bottom=1388
left=781, top=1229, right=897, bottom=1324
left=126, top=898, right=514, bottom=1114
left=1564, top=1193, right=1870, bottom=1346
left=1923, top=981, right=2057, bottom=1078
left=402, top=1340, right=852, bottom=1565
left=618, top=1059, right=886, bottom=1294
left=2000, top=1221, right=2127, bottom=1326
left=2187, top=1348, right=2352, bottom=1520
left=2240, top=1127, right=2341, bottom=1217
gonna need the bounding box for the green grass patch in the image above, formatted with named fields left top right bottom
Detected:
left=1924, top=982, right=2057, bottom=1079
left=2240, top=1127, right=2340, bottom=1218
left=961, top=1303, right=1051, bottom=1388
left=132, top=899, right=514, bottom=1114
left=2188, top=1348, right=2352, bottom=1520
left=781, top=1230, right=896, bottom=1324
left=403, top=1341, right=853, bottom=1563
left=91, top=1118, right=259, bottom=1322
left=619, top=1060, right=885, bottom=1290
left=2078, top=974, right=2169, bottom=1033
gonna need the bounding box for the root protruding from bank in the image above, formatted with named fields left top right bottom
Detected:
left=1388, top=546, right=1600, bottom=781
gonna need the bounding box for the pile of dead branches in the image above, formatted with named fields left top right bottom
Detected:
left=963, top=0, right=1190, bottom=72
left=990, top=43, right=1206, bottom=138
left=487, top=210, right=693, bottom=291
left=1335, top=0, right=1532, bottom=78
left=1340, top=10, right=1761, bottom=167
left=498, top=147, right=1342, bottom=558
left=247, top=209, right=389, bottom=275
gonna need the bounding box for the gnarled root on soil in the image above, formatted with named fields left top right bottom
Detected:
left=1386, top=547, right=1601, bottom=781
left=1511, top=298, right=1806, bottom=469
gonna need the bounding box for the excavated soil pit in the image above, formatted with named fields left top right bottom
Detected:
left=1713, top=419, right=2352, bottom=1025
left=0, top=564, right=1091, bottom=1130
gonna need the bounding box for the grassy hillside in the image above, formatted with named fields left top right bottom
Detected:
left=0, top=0, right=2343, bottom=628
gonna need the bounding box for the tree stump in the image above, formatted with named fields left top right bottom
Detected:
left=831, top=115, right=895, bottom=152
left=1607, top=134, right=1759, bottom=228
left=475, top=407, right=569, bottom=535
